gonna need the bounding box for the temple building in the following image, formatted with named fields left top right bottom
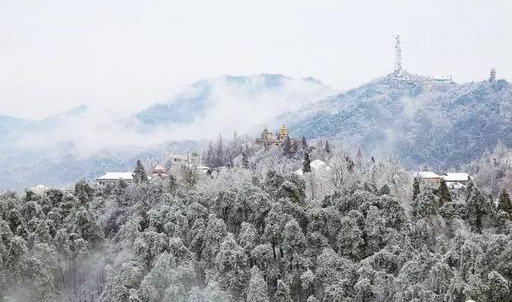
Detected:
left=96, top=172, right=138, bottom=185
left=255, top=124, right=300, bottom=148
left=414, top=171, right=471, bottom=188
left=151, top=164, right=169, bottom=178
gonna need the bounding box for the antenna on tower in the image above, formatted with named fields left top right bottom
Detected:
left=489, top=68, right=496, bottom=82
left=394, top=35, right=402, bottom=76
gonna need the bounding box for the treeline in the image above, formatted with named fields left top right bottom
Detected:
left=1, top=146, right=512, bottom=302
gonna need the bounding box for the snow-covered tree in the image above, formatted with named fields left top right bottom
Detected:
left=246, top=266, right=269, bottom=302
left=133, top=160, right=148, bottom=183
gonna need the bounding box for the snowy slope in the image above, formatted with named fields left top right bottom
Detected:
left=0, top=74, right=333, bottom=190
left=281, top=75, right=512, bottom=169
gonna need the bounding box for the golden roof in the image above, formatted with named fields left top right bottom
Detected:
left=279, top=124, right=288, bottom=136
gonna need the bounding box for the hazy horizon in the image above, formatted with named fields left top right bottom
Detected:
left=1, top=0, right=511, bottom=119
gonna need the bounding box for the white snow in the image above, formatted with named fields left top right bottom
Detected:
left=97, top=172, right=135, bottom=181
left=30, top=184, right=49, bottom=195
left=294, top=159, right=331, bottom=176
left=413, top=171, right=441, bottom=179
left=443, top=172, right=470, bottom=182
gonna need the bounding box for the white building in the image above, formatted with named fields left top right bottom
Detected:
left=413, top=171, right=443, bottom=184
left=151, top=164, right=169, bottom=178
left=413, top=171, right=471, bottom=188
left=443, top=173, right=471, bottom=188
left=97, top=172, right=136, bottom=185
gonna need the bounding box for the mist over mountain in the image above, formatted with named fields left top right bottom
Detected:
left=135, top=74, right=334, bottom=133
left=2, top=68, right=512, bottom=190
left=0, top=74, right=332, bottom=190
left=282, top=73, right=512, bottom=169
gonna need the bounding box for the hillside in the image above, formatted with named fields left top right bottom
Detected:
left=283, top=74, right=512, bottom=169
left=0, top=74, right=333, bottom=190
left=2, top=72, right=512, bottom=189
left=2, top=143, right=512, bottom=302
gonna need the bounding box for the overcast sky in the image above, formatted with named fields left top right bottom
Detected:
left=0, top=0, right=510, bottom=119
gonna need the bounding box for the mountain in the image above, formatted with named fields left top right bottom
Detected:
left=0, top=74, right=333, bottom=190
left=283, top=72, right=512, bottom=169
left=0, top=105, right=147, bottom=190
left=0, top=105, right=88, bottom=146
left=0, top=115, right=31, bottom=146
left=3, top=71, right=511, bottom=190
left=0, top=139, right=199, bottom=190
left=136, top=74, right=334, bottom=128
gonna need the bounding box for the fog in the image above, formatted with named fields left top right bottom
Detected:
left=1, top=0, right=510, bottom=119
left=10, top=75, right=333, bottom=157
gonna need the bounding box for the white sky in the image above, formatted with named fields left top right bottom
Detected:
left=0, top=0, right=510, bottom=119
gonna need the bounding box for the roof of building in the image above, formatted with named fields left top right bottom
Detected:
left=279, top=124, right=289, bottom=135
left=294, top=159, right=331, bottom=176
left=414, top=171, right=471, bottom=183
left=414, top=171, right=442, bottom=179
left=97, top=172, right=134, bottom=181
left=153, top=164, right=165, bottom=172
left=443, top=173, right=470, bottom=182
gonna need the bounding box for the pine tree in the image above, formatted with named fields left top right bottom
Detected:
left=306, top=296, right=319, bottom=302
left=438, top=179, right=452, bottom=203
left=303, top=151, right=311, bottom=173
left=283, top=137, right=292, bottom=157
left=242, top=152, right=249, bottom=169
left=413, top=178, right=420, bottom=200
left=206, top=141, right=214, bottom=168
left=216, top=234, right=248, bottom=299
left=246, top=266, right=269, bottom=302
left=301, top=136, right=308, bottom=150
left=167, top=174, right=178, bottom=194
left=274, top=280, right=292, bottom=302
left=74, top=180, right=93, bottom=206
left=466, top=189, right=493, bottom=232
left=215, top=134, right=224, bottom=167
left=133, top=160, right=148, bottom=183
left=356, top=146, right=363, bottom=166
left=324, top=140, right=331, bottom=154
left=497, top=188, right=512, bottom=215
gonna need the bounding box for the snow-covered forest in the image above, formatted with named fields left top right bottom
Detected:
left=1, top=142, right=512, bottom=302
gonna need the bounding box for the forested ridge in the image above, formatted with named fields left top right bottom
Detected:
left=1, top=145, right=512, bottom=302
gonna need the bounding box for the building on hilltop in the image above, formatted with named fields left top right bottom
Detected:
left=97, top=163, right=171, bottom=185
left=443, top=173, right=471, bottom=189
left=97, top=172, right=139, bottom=185
left=151, top=164, right=169, bottom=178
left=414, top=171, right=471, bottom=188
left=255, top=124, right=300, bottom=148
left=413, top=171, right=443, bottom=185
left=165, top=152, right=210, bottom=175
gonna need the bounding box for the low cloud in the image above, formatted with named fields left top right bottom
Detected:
left=10, top=75, right=334, bottom=158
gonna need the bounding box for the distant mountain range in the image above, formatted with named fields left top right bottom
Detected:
left=135, top=74, right=333, bottom=132
left=0, top=105, right=87, bottom=147
left=1, top=71, right=511, bottom=189
left=0, top=74, right=332, bottom=190
left=281, top=72, right=512, bottom=169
